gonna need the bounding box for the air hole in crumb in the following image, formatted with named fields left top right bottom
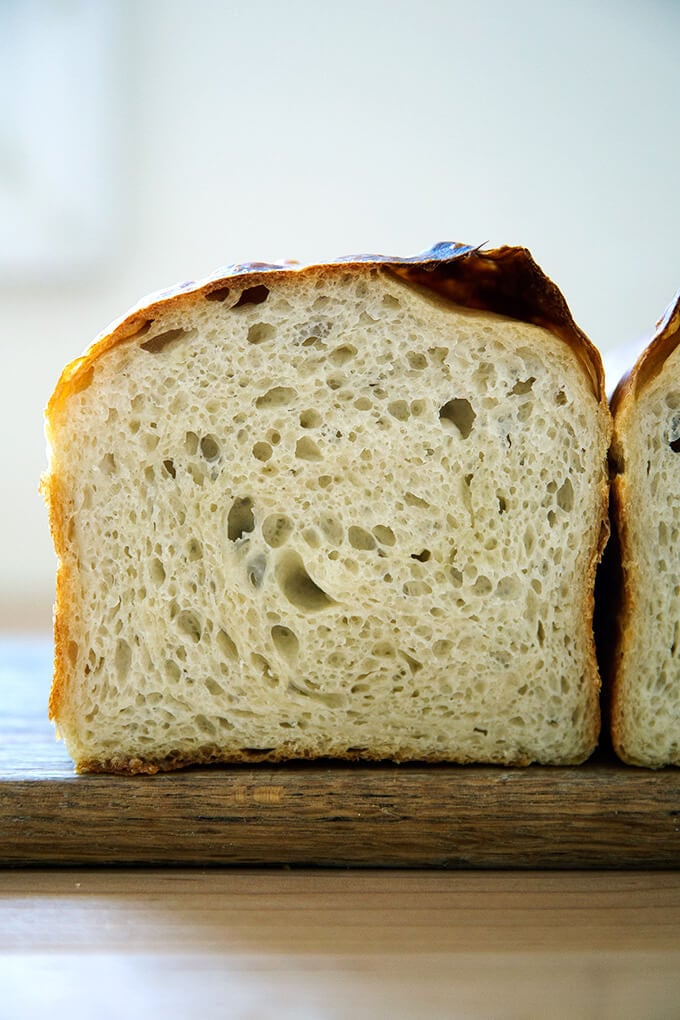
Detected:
left=556, top=478, right=574, bottom=512
left=185, top=431, right=199, bottom=455
left=150, top=558, right=166, bottom=583
left=253, top=441, right=273, bottom=461
left=372, top=525, right=395, bottom=546
left=439, top=398, right=476, bottom=438
left=205, top=286, right=231, bottom=302
left=177, top=610, right=202, bottom=642
left=275, top=551, right=335, bottom=612
left=228, top=497, right=255, bottom=541
left=388, top=400, right=409, bottom=421
left=271, top=625, right=299, bottom=662
left=329, top=344, right=357, bottom=366
left=401, top=651, right=422, bottom=673
left=300, top=408, right=322, bottom=428
left=348, top=526, right=376, bottom=550
left=100, top=453, right=116, bottom=475
left=411, top=549, right=431, bottom=562
left=472, top=575, right=492, bottom=596
left=141, top=328, right=188, bottom=354
left=200, top=434, right=221, bottom=461
left=320, top=515, right=343, bottom=545
left=256, top=386, right=297, bottom=409
left=165, top=659, right=181, bottom=682
left=204, top=677, right=224, bottom=697
left=262, top=514, right=294, bottom=548
left=496, top=576, right=520, bottom=599
left=217, top=628, right=238, bottom=661
left=296, top=436, right=322, bottom=461
left=510, top=377, right=535, bottom=395
left=247, top=554, right=267, bottom=588
left=247, top=322, right=275, bottom=344
left=669, top=414, right=680, bottom=450
left=407, top=351, right=427, bottom=370
left=187, top=538, right=202, bottom=561
left=233, top=284, right=269, bottom=307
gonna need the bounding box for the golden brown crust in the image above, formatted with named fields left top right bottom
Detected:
left=46, top=244, right=606, bottom=429
left=75, top=746, right=542, bottom=776
left=43, top=242, right=610, bottom=773
left=610, top=292, right=680, bottom=419
left=608, top=292, right=680, bottom=761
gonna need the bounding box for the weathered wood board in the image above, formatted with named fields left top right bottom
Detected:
left=2, top=638, right=678, bottom=868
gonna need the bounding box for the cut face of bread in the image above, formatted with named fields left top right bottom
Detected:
left=43, top=245, right=611, bottom=772
left=610, top=293, right=680, bottom=766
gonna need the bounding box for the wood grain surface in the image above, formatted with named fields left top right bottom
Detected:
left=2, top=637, right=679, bottom=868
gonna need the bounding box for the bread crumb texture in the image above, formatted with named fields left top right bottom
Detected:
left=613, top=346, right=680, bottom=766
left=47, top=268, right=607, bottom=771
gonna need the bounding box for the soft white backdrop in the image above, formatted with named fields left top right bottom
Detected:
left=1, top=0, right=679, bottom=623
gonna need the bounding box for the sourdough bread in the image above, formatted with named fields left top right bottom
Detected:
left=43, top=243, right=611, bottom=773
left=610, top=291, right=680, bottom=766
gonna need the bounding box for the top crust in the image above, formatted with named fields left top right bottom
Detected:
left=46, top=244, right=606, bottom=433
left=610, top=291, right=680, bottom=422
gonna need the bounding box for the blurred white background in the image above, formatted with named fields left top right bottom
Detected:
left=1, top=0, right=679, bottom=627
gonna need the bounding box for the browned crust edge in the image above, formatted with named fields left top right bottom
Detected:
left=609, top=292, right=680, bottom=764
left=43, top=242, right=610, bottom=772
left=610, top=291, right=680, bottom=419
left=74, top=743, right=602, bottom=776
left=46, top=243, right=606, bottom=427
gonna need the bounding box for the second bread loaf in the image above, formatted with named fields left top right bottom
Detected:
left=610, top=292, right=680, bottom=766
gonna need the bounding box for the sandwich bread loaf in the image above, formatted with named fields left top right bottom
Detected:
left=43, top=243, right=611, bottom=773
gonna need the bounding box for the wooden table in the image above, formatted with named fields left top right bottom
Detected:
left=2, top=869, right=680, bottom=1019
left=2, top=636, right=680, bottom=1017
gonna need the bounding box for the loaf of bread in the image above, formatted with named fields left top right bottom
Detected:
left=610, top=291, right=680, bottom=766
left=43, top=243, right=611, bottom=773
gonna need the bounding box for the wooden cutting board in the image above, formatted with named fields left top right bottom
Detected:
left=2, top=638, right=679, bottom=868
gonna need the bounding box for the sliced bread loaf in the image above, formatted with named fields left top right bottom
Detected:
left=610, top=292, right=680, bottom=766
left=43, top=243, right=611, bottom=773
